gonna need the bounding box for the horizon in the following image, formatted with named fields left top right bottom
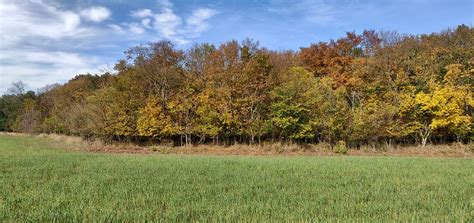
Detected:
left=1, top=0, right=473, bottom=93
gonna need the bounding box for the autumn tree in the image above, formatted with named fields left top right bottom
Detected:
left=2, top=25, right=472, bottom=147
left=269, top=67, right=317, bottom=141
left=137, top=96, right=181, bottom=140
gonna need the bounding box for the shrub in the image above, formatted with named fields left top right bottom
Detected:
left=334, top=140, right=348, bottom=154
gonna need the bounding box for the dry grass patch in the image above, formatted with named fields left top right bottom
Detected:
left=2, top=132, right=471, bottom=157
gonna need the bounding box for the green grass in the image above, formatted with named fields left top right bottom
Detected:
left=0, top=135, right=473, bottom=222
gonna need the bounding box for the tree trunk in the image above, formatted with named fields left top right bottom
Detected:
left=421, top=137, right=428, bottom=147
left=419, top=125, right=431, bottom=147
left=185, top=134, right=190, bottom=147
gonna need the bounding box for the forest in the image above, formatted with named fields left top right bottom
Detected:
left=0, top=25, right=472, bottom=148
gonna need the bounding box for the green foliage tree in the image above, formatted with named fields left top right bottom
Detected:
left=311, top=77, right=351, bottom=146
left=269, top=67, right=317, bottom=141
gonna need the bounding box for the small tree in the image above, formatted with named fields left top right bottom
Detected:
left=269, top=67, right=317, bottom=141
left=399, top=84, right=472, bottom=146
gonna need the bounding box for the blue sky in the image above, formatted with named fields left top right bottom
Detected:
left=0, top=0, right=473, bottom=93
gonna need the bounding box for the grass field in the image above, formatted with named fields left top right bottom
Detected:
left=0, top=135, right=473, bottom=221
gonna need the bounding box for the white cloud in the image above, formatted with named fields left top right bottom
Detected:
left=0, top=0, right=110, bottom=93
left=0, top=0, right=219, bottom=94
left=0, top=49, right=100, bottom=93
left=186, top=8, right=219, bottom=37
left=141, top=18, right=152, bottom=29
left=187, top=8, right=219, bottom=26
left=131, top=9, right=153, bottom=18
left=158, top=0, right=173, bottom=8
left=0, top=0, right=85, bottom=44
left=80, top=6, right=111, bottom=22
left=108, top=24, right=125, bottom=33
left=128, top=23, right=145, bottom=34
left=117, top=2, right=219, bottom=44
left=153, top=7, right=182, bottom=38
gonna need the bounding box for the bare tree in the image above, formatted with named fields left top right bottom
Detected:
left=7, top=81, right=26, bottom=95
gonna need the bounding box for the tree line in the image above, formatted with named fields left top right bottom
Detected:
left=1, top=25, right=472, bottom=148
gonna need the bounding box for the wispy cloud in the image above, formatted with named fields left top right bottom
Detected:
left=0, top=0, right=220, bottom=93
left=186, top=8, right=220, bottom=38
left=0, top=0, right=109, bottom=93
left=0, top=0, right=86, bottom=45
left=80, top=6, right=111, bottom=22
left=0, top=49, right=100, bottom=93
left=131, top=9, right=153, bottom=18
left=152, top=4, right=183, bottom=40
left=127, top=1, right=219, bottom=44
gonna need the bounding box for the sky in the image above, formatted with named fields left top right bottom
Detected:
left=0, top=0, right=473, bottom=93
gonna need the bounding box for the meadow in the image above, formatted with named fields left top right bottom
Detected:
left=0, top=135, right=473, bottom=222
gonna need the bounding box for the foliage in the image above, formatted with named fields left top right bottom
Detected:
left=416, top=86, right=472, bottom=140
left=137, top=96, right=181, bottom=138
left=269, top=67, right=317, bottom=140
left=0, top=25, right=473, bottom=146
left=333, top=140, right=348, bottom=154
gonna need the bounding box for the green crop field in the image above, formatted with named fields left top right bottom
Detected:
left=0, top=135, right=473, bottom=222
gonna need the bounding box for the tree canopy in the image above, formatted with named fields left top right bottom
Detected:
left=1, top=25, right=473, bottom=147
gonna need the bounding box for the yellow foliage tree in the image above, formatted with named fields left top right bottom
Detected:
left=399, top=83, right=472, bottom=146
left=137, top=96, right=181, bottom=139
